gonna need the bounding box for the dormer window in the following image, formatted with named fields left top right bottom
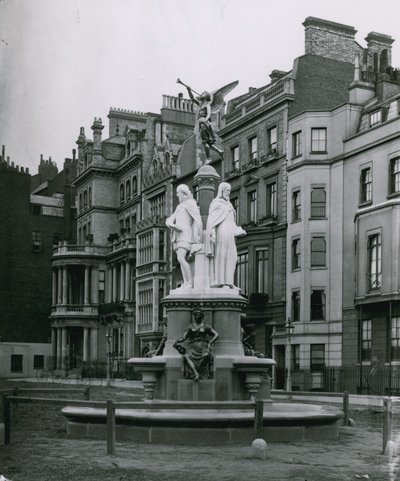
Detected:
left=369, top=110, right=381, bottom=127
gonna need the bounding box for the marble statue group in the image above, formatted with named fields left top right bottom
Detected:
left=166, top=182, right=246, bottom=290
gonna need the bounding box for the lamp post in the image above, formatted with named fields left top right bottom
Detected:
left=285, top=317, right=295, bottom=394
left=105, top=328, right=112, bottom=387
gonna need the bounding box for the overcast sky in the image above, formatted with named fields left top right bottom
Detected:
left=1, top=0, right=400, bottom=173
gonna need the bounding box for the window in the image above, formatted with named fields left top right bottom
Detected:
left=360, top=319, right=372, bottom=362
left=231, top=197, right=239, bottom=218
left=83, top=190, right=88, bottom=209
left=291, top=238, right=301, bottom=270
left=368, top=233, right=381, bottom=290
left=232, top=145, right=240, bottom=170
left=79, top=193, right=83, bottom=212
left=267, top=126, right=277, bottom=154
left=31, top=204, right=42, bottom=215
left=292, top=291, right=300, bottom=322
left=32, top=230, right=42, bottom=252
left=138, top=231, right=154, bottom=265
left=33, top=355, right=45, bottom=370
left=389, top=157, right=400, bottom=194
left=120, top=184, right=125, bottom=203
left=256, top=248, right=269, bottom=294
left=235, top=252, right=248, bottom=296
left=99, top=270, right=105, bottom=304
left=360, top=167, right=372, bottom=203
left=391, top=317, right=400, bottom=361
left=266, top=182, right=277, bottom=217
left=126, top=180, right=131, bottom=199
left=149, top=193, right=166, bottom=217
left=311, top=128, right=327, bottom=153
left=247, top=190, right=257, bottom=223
left=292, top=345, right=300, bottom=370
left=292, top=190, right=301, bottom=222
left=88, top=186, right=92, bottom=206
left=310, top=290, right=325, bottom=321
left=119, top=219, right=124, bottom=233
left=310, top=187, right=326, bottom=218
left=310, top=344, right=325, bottom=371
left=132, top=176, right=138, bottom=195
left=292, top=131, right=302, bottom=158
left=53, top=233, right=61, bottom=245
left=11, top=354, right=23, bottom=373
left=248, top=136, right=257, bottom=162
left=311, top=237, right=326, bottom=267
left=369, top=110, right=381, bottom=127
left=159, top=230, right=165, bottom=261
left=125, top=217, right=130, bottom=232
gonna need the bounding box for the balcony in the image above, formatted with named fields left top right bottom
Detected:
left=98, top=302, right=126, bottom=316
left=53, top=242, right=109, bottom=257
left=260, top=150, right=278, bottom=164
left=225, top=167, right=242, bottom=179
left=259, top=215, right=278, bottom=226
left=51, top=305, right=98, bottom=316
left=136, top=215, right=167, bottom=233
left=242, top=159, right=259, bottom=172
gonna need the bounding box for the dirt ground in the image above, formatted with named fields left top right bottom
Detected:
left=0, top=381, right=399, bottom=481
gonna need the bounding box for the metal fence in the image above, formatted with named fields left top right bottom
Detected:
left=290, top=365, right=400, bottom=395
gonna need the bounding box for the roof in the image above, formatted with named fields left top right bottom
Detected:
left=103, top=134, right=126, bottom=145
left=31, top=194, right=64, bottom=207
left=289, top=54, right=355, bottom=118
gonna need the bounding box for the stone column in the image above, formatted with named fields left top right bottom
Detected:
left=62, top=267, right=68, bottom=305
left=125, top=262, right=130, bottom=300
left=57, top=328, right=62, bottom=369
left=112, top=265, right=117, bottom=302
left=120, top=263, right=125, bottom=301
left=90, top=328, right=98, bottom=361
left=107, top=267, right=112, bottom=303
left=84, top=266, right=90, bottom=305
left=92, top=267, right=99, bottom=304
left=61, top=327, right=67, bottom=369
left=117, top=327, right=122, bottom=356
left=57, top=268, right=62, bottom=304
left=51, top=328, right=57, bottom=366
left=83, top=327, right=89, bottom=362
left=52, top=270, right=57, bottom=305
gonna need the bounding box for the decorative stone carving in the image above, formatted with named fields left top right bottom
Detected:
left=177, top=78, right=239, bottom=164
left=205, top=182, right=246, bottom=288
left=166, top=185, right=202, bottom=289
left=173, top=309, right=218, bottom=381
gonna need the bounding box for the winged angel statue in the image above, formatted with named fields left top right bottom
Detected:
left=177, top=78, right=239, bottom=164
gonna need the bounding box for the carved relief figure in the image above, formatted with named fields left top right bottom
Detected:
left=205, top=182, right=246, bottom=288
left=177, top=78, right=239, bottom=164
left=173, top=309, right=218, bottom=380
left=166, top=184, right=202, bottom=289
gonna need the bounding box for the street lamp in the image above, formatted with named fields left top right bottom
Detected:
left=105, top=328, right=112, bottom=387
left=285, top=317, right=295, bottom=394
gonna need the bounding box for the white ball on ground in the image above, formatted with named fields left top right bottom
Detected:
left=251, top=438, right=268, bottom=460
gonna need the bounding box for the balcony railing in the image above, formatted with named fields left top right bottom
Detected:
left=51, top=305, right=98, bottom=315
left=53, top=243, right=109, bottom=256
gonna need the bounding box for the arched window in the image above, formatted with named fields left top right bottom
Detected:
left=79, top=193, right=83, bottom=211
left=126, top=180, right=131, bottom=199
left=310, top=237, right=326, bottom=267
left=132, top=176, right=137, bottom=195
left=83, top=190, right=88, bottom=209
left=88, top=186, right=92, bottom=206
left=310, top=188, right=326, bottom=218
left=153, top=159, right=158, bottom=171
left=120, top=184, right=125, bottom=203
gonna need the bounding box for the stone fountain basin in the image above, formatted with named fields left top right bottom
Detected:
left=62, top=401, right=343, bottom=444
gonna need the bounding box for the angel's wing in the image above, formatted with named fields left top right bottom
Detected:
left=210, top=80, right=239, bottom=114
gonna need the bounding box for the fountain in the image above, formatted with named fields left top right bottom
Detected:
left=62, top=165, right=343, bottom=444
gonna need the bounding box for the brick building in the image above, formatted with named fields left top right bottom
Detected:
left=0, top=147, right=77, bottom=377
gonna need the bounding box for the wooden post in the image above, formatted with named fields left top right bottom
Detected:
left=383, top=398, right=392, bottom=454
left=85, top=387, right=90, bottom=400
left=2, top=395, right=11, bottom=445
left=343, top=391, right=349, bottom=426
left=106, top=399, right=116, bottom=455
left=254, top=399, right=264, bottom=437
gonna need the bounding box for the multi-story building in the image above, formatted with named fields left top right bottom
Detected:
left=285, top=18, right=400, bottom=392
left=50, top=96, right=197, bottom=369
left=0, top=147, right=76, bottom=377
